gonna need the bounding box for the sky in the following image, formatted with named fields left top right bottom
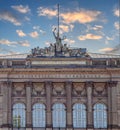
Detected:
left=0, top=0, right=119, bottom=56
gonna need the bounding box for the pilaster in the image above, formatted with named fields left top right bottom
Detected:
left=1, top=81, right=9, bottom=127
left=25, top=81, right=32, bottom=128
left=45, top=81, right=52, bottom=128
left=116, top=81, right=120, bottom=127
left=86, top=81, right=93, bottom=128
left=66, top=81, right=72, bottom=128
left=107, top=81, right=118, bottom=129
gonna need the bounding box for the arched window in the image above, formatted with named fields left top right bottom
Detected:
left=93, top=103, right=107, bottom=128
left=13, top=103, right=26, bottom=127
left=52, top=103, right=66, bottom=128
left=32, top=103, right=46, bottom=127
left=73, top=103, right=86, bottom=128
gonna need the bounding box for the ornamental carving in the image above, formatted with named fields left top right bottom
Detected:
left=12, top=83, right=25, bottom=97
left=52, top=83, right=65, bottom=96
left=32, top=83, right=45, bottom=96
left=72, top=83, right=86, bottom=96
left=93, top=83, right=107, bottom=96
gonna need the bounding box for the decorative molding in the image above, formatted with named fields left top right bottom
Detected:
left=93, top=82, right=107, bottom=97
left=72, top=82, right=86, bottom=96
left=52, top=82, right=65, bottom=96
left=32, top=82, right=45, bottom=96
left=12, top=83, right=25, bottom=97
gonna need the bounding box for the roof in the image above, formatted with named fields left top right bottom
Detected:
left=0, top=52, right=119, bottom=59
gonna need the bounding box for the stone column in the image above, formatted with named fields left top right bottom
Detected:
left=116, top=82, right=120, bottom=128
left=107, top=81, right=118, bottom=130
left=86, top=81, right=93, bottom=129
left=1, top=81, right=9, bottom=127
left=45, top=81, right=52, bottom=129
left=7, top=82, right=12, bottom=128
left=66, top=81, right=72, bottom=129
left=25, top=82, right=32, bottom=129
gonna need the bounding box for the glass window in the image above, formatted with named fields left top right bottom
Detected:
left=94, top=103, right=107, bottom=128
left=73, top=103, right=86, bottom=128
left=32, top=103, right=46, bottom=127
left=52, top=103, right=66, bottom=128
left=13, top=103, right=26, bottom=127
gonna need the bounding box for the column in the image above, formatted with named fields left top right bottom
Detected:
left=26, top=82, right=32, bottom=129
left=7, top=82, right=12, bottom=128
left=45, top=81, right=52, bottom=129
left=86, top=81, right=93, bottom=129
left=107, top=81, right=118, bottom=130
left=1, top=81, right=9, bottom=128
left=116, top=82, right=120, bottom=128
left=66, top=81, right=72, bottom=129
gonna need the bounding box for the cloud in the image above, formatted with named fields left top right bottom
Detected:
left=114, top=8, right=120, bottom=17
left=99, top=48, right=114, bottom=52
left=0, top=11, right=21, bottom=26
left=106, top=36, right=114, bottom=41
left=16, top=30, right=26, bottom=37
left=64, top=38, right=75, bottom=44
left=60, top=25, right=69, bottom=33
left=17, top=40, right=30, bottom=47
left=0, top=39, right=16, bottom=46
left=0, top=39, right=30, bottom=47
left=99, top=44, right=120, bottom=54
left=33, top=26, right=46, bottom=34
left=29, top=31, right=39, bottom=38
left=92, top=25, right=103, bottom=31
left=37, top=7, right=102, bottom=24
left=114, top=21, right=119, bottom=30
left=11, top=5, right=30, bottom=14
left=61, top=9, right=101, bottom=24
left=78, top=33, right=102, bottom=41
left=37, top=7, right=57, bottom=17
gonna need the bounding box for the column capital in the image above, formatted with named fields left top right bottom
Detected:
left=85, top=81, right=94, bottom=87
left=107, top=81, right=118, bottom=87
left=25, top=81, right=32, bottom=87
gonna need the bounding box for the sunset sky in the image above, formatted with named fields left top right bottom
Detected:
left=0, top=0, right=119, bottom=55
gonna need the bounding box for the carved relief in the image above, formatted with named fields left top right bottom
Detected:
left=32, top=83, right=45, bottom=96
left=93, top=83, right=107, bottom=96
left=72, top=83, right=86, bottom=96
left=12, top=83, right=25, bottom=97
left=52, top=83, right=65, bottom=96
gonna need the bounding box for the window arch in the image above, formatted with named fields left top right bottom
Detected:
left=32, top=103, right=46, bottom=127
left=93, top=103, right=107, bottom=128
left=73, top=103, right=86, bottom=128
left=13, top=103, right=26, bottom=127
left=52, top=103, right=66, bottom=128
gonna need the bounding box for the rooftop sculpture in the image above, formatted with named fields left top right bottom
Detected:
left=28, top=5, right=87, bottom=58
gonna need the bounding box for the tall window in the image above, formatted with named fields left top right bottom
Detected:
left=32, top=103, right=46, bottom=127
left=73, top=103, right=86, bottom=128
left=94, top=103, right=107, bottom=128
left=52, top=103, right=66, bottom=128
left=13, top=103, right=26, bottom=127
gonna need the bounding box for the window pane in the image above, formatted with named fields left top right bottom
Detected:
left=73, top=103, right=86, bottom=128
left=93, top=103, right=107, bottom=128
left=33, top=103, right=46, bottom=127
left=52, top=103, right=66, bottom=128
left=13, top=103, right=26, bottom=127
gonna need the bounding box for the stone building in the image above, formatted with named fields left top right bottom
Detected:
left=0, top=29, right=120, bottom=130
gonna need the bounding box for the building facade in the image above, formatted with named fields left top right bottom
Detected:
left=0, top=33, right=120, bottom=130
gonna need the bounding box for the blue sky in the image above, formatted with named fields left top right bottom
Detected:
left=0, top=0, right=119, bottom=55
